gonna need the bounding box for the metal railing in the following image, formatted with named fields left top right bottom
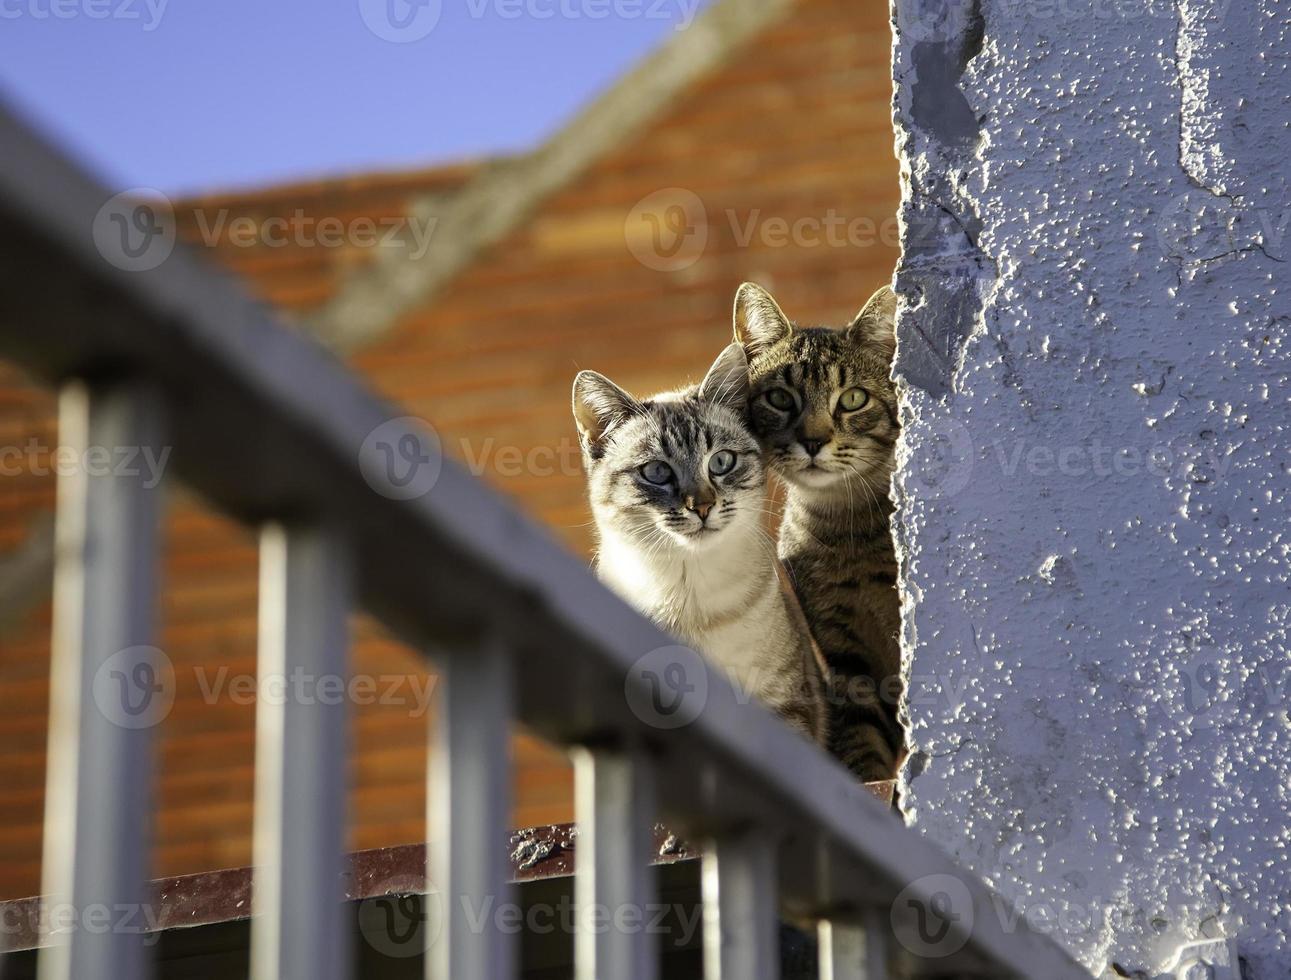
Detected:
left=0, top=103, right=1091, bottom=980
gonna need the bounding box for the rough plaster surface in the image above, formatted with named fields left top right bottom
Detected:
left=891, top=0, right=1290, bottom=976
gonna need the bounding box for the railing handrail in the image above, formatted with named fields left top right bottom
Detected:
left=0, top=101, right=1090, bottom=979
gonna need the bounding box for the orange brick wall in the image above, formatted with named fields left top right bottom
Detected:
left=0, top=0, right=897, bottom=900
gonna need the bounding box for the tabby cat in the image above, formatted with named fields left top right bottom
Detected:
left=572, top=343, right=829, bottom=744
left=733, top=283, right=905, bottom=782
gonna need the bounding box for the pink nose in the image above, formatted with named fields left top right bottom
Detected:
left=686, top=498, right=714, bottom=521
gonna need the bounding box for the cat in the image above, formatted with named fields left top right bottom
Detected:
left=572, top=343, right=829, bottom=745
left=733, top=282, right=905, bottom=783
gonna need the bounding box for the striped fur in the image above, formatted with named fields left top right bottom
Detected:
left=572, top=344, right=829, bottom=745
left=734, top=283, right=906, bottom=782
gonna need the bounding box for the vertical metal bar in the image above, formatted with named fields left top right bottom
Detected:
left=572, top=747, right=658, bottom=980
left=702, top=831, right=778, bottom=980
left=251, top=523, right=352, bottom=980
left=38, top=381, right=165, bottom=980
left=427, top=633, right=514, bottom=980
left=819, top=919, right=886, bottom=980
left=862, top=910, right=888, bottom=980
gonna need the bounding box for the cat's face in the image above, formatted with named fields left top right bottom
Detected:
left=734, top=283, right=899, bottom=495
left=573, top=345, right=765, bottom=551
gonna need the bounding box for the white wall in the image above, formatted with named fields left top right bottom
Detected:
left=891, top=0, right=1290, bottom=976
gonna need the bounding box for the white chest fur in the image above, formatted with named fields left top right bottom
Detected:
left=596, top=526, right=794, bottom=687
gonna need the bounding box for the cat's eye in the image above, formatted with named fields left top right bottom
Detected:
left=764, top=388, right=796, bottom=411
left=709, top=451, right=737, bottom=476
left=640, top=461, right=675, bottom=485
left=839, top=387, right=870, bottom=412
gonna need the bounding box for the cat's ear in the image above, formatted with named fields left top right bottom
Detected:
left=699, top=343, right=750, bottom=413
left=733, top=283, right=793, bottom=360
left=846, top=284, right=898, bottom=354
left=572, top=371, right=642, bottom=447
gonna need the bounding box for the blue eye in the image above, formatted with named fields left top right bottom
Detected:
left=709, top=451, right=737, bottom=476
left=640, top=461, right=675, bottom=485
left=765, top=388, right=796, bottom=411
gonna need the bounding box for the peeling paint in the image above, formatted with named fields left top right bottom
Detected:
left=892, top=0, right=997, bottom=398
left=892, top=0, right=1291, bottom=976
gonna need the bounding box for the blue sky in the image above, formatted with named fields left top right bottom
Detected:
left=0, top=0, right=709, bottom=196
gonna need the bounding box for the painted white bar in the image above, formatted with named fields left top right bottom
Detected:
left=37, top=382, right=165, bottom=980
left=702, top=831, right=778, bottom=980
left=251, top=524, right=352, bottom=980
left=863, top=913, right=888, bottom=980
left=427, top=634, right=514, bottom=980
left=819, top=918, right=887, bottom=980
left=572, top=747, right=658, bottom=980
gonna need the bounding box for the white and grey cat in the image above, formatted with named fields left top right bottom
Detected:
left=572, top=344, right=829, bottom=743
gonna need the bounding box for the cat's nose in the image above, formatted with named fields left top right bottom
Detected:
left=801, top=438, right=828, bottom=458
left=685, top=497, right=714, bottom=522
